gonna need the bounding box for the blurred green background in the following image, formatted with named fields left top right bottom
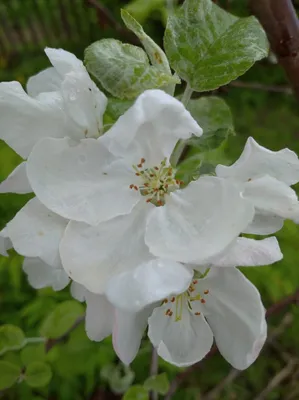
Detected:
left=1, top=0, right=299, bottom=399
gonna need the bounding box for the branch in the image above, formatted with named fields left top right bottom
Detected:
left=229, top=80, right=292, bottom=94
left=45, top=315, right=85, bottom=353
left=164, top=288, right=299, bottom=400
left=249, top=0, right=299, bottom=101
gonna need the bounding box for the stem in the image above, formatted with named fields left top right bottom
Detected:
left=181, top=83, right=193, bottom=107
left=166, top=0, right=174, bottom=14
left=149, top=347, right=159, bottom=400
left=0, top=337, right=46, bottom=357
left=249, top=0, right=299, bottom=102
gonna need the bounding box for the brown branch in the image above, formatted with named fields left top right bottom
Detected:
left=45, top=315, right=85, bottom=353
left=229, top=80, right=292, bottom=94
left=164, top=288, right=299, bottom=400
left=84, top=0, right=137, bottom=43
left=249, top=0, right=299, bottom=102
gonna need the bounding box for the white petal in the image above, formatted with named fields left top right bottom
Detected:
left=27, top=137, right=140, bottom=225
left=113, top=307, right=153, bottom=365
left=216, top=137, right=299, bottom=186
left=145, top=176, right=254, bottom=264
left=148, top=304, right=213, bottom=367
left=61, top=72, right=107, bottom=138
left=26, top=67, right=62, bottom=97
left=102, top=89, right=202, bottom=165
left=243, top=211, right=284, bottom=235
left=0, top=82, right=81, bottom=158
left=60, top=202, right=150, bottom=294
left=0, top=228, right=12, bottom=257
left=70, top=282, right=87, bottom=302
left=7, top=198, right=68, bottom=267
left=106, top=259, right=193, bottom=312
left=23, top=257, right=70, bottom=291
left=244, top=175, right=299, bottom=221
left=0, top=162, right=32, bottom=194
left=199, top=268, right=267, bottom=370
left=210, top=237, right=283, bottom=268
left=85, top=292, right=114, bottom=341
left=45, top=48, right=84, bottom=76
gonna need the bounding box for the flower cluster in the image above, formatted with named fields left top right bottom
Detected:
left=1, top=48, right=299, bottom=369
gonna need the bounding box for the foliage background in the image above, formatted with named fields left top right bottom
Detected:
left=0, top=0, right=299, bottom=399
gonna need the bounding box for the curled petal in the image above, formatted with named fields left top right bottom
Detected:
left=209, top=237, right=283, bottom=268
left=216, top=137, right=299, bottom=186
left=101, top=89, right=202, bottom=165
left=26, top=67, right=62, bottom=97
left=243, top=211, right=284, bottom=235
left=0, top=228, right=12, bottom=257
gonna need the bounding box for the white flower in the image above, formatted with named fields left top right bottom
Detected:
left=0, top=47, right=107, bottom=194
left=27, top=89, right=254, bottom=295
left=216, top=137, right=299, bottom=234
left=23, top=257, right=70, bottom=291
left=148, top=267, right=267, bottom=369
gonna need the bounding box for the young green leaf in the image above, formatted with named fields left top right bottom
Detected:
left=0, top=324, right=25, bottom=354
left=144, top=372, right=170, bottom=395
left=0, top=361, right=21, bottom=390
left=40, top=300, right=84, bottom=339
left=187, top=96, right=234, bottom=151
left=25, top=362, right=52, bottom=388
left=121, top=9, right=171, bottom=75
left=164, top=0, right=269, bottom=91
left=123, top=385, right=149, bottom=400
left=85, top=39, right=179, bottom=99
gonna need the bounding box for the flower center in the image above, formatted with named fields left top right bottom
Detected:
left=162, top=280, right=210, bottom=321
left=129, top=158, right=183, bottom=206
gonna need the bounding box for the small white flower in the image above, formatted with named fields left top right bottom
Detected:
left=216, top=137, right=299, bottom=234
left=0, top=47, right=107, bottom=194
left=148, top=267, right=267, bottom=369
left=27, top=89, right=254, bottom=294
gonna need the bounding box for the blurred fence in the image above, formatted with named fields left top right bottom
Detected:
left=0, top=0, right=103, bottom=57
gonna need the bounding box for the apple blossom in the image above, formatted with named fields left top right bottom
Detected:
left=26, top=89, right=254, bottom=295
left=0, top=228, right=11, bottom=257
left=216, top=137, right=299, bottom=234
left=0, top=47, right=107, bottom=194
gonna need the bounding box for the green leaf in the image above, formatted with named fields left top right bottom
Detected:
left=25, top=362, right=52, bottom=388
left=0, top=324, right=25, bottom=354
left=0, top=361, right=21, bottom=390
left=104, top=98, right=134, bottom=127
left=144, top=373, right=170, bottom=395
left=164, top=0, right=269, bottom=91
left=21, top=344, right=46, bottom=366
left=40, top=300, right=84, bottom=339
left=123, top=385, right=149, bottom=400
left=121, top=9, right=171, bottom=75
left=187, top=96, right=234, bottom=151
left=84, top=39, right=179, bottom=100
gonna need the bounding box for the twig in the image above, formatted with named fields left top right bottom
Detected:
left=85, top=0, right=136, bottom=43
left=150, top=347, right=159, bottom=400
left=45, top=315, right=85, bottom=353
left=229, top=80, right=292, bottom=94
left=253, top=360, right=297, bottom=400
left=164, top=289, right=299, bottom=400
left=249, top=0, right=299, bottom=102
